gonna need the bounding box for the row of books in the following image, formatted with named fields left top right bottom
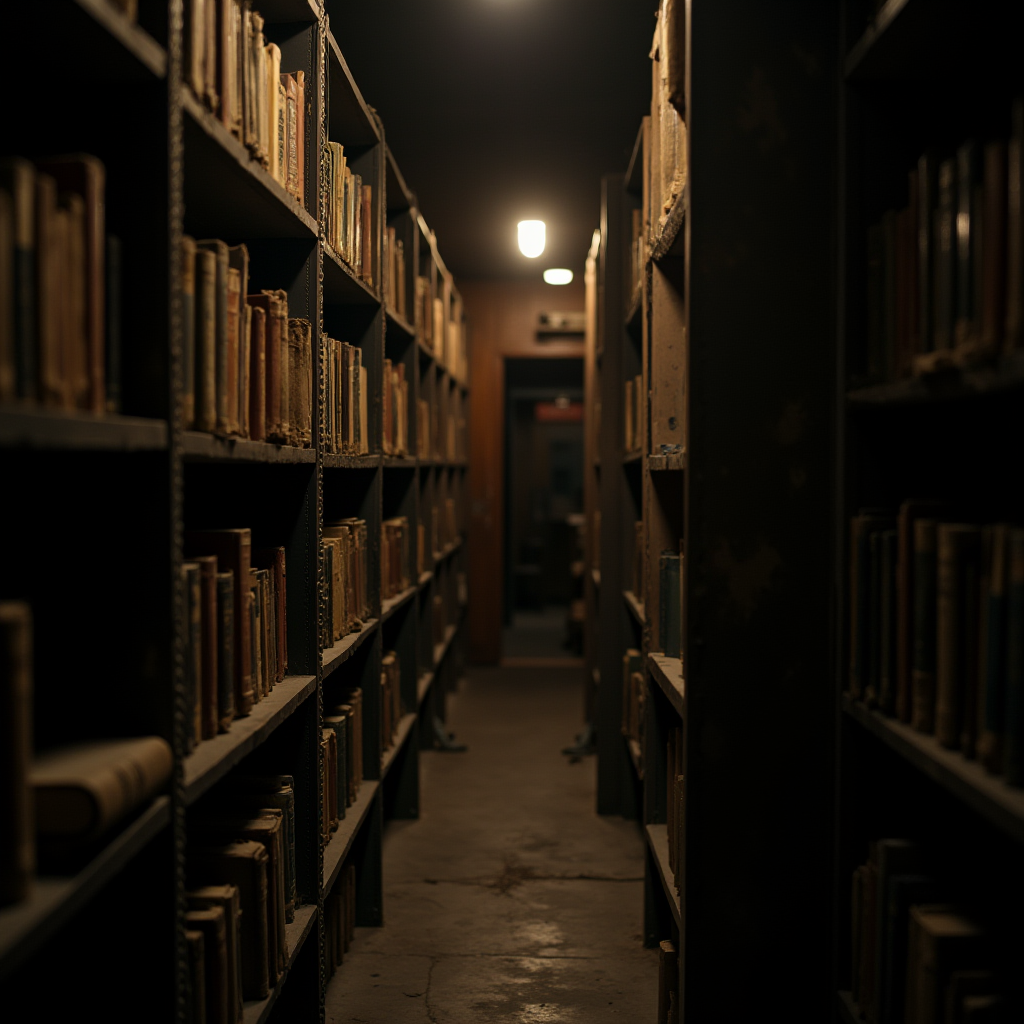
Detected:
left=323, top=689, right=365, bottom=832
left=414, top=278, right=467, bottom=381
left=1, top=607, right=172, bottom=908
left=323, top=143, right=373, bottom=285
left=186, top=774, right=297, bottom=1015
left=864, top=100, right=1024, bottom=384
left=322, top=337, right=369, bottom=456
left=624, top=374, right=644, bottom=454
left=185, top=0, right=306, bottom=206
left=649, top=0, right=686, bottom=236
left=325, top=862, right=356, bottom=980
left=383, top=227, right=408, bottom=322
left=182, top=238, right=313, bottom=446
left=849, top=506, right=1024, bottom=786
left=322, top=518, right=370, bottom=648
left=381, top=651, right=402, bottom=755
left=665, top=723, right=684, bottom=897
left=382, top=357, right=410, bottom=457
left=621, top=647, right=644, bottom=750
left=851, top=839, right=1007, bottom=1024
left=183, top=529, right=284, bottom=729
left=382, top=517, right=413, bottom=601
left=0, top=155, right=119, bottom=413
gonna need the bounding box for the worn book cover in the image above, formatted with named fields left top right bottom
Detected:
left=187, top=885, right=243, bottom=1024
left=216, top=569, right=236, bottom=730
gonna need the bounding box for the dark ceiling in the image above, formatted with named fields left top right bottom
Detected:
left=325, top=0, right=656, bottom=281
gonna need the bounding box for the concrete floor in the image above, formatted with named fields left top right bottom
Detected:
left=325, top=665, right=657, bottom=1023
left=501, top=608, right=573, bottom=660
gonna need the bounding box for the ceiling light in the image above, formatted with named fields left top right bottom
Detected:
left=543, top=268, right=573, bottom=285
left=518, top=220, right=546, bottom=258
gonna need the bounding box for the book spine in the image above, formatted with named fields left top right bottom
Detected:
left=878, top=530, right=897, bottom=715
left=199, top=558, right=219, bottom=740
left=196, top=249, right=218, bottom=432
left=182, top=236, right=196, bottom=428
left=979, top=526, right=1008, bottom=772
left=1008, top=98, right=1024, bottom=352
left=226, top=266, right=241, bottom=434
left=216, top=570, right=236, bottom=731
left=911, top=519, right=938, bottom=732
left=1004, top=528, right=1024, bottom=785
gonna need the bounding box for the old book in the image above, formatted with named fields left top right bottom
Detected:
left=911, top=519, right=939, bottom=732
left=196, top=240, right=229, bottom=433
left=905, top=907, right=987, bottom=1024
left=31, top=736, right=172, bottom=841
left=189, top=841, right=269, bottom=1000
left=265, top=43, right=282, bottom=180
left=1007, top=99, right=1023, bottom=352
left=226, top=243, right=249, bottom=434
left=880, top=872, right=938, bottom=1024
left=248, top=569, right=264, bottom=700
left=281, top=73, right=298, bottom=199
left=287, top=318, right=312, bottom=447
left=182, top=235, right=197, bottom=428
left=0, top=189, right=15, bottom=400
left=0, top=603, right=33, bottom=906
left=933, top=159, right=956, bottom=355
left=1003, top=528, right=1024, bottom=785
left=361, top=184, right=373, bottom=286
left=954, top=142, right=982, bottom=353
left=0, top=160, right=36, bottom=401
left=870, top=840, right=921, bottom=1024
left=216, top=570, right=236, bottom=730
left=186, top=928, right=206, bottom=1024
left=917, top=153, right=938, bottom=353
left=197, top=555, right=220, bottom=739
left=978, top=525, right=1009, bottom=772
left=187, top=886, right=243, bottom=1024
left=186, top=529, right=253, bottom=716
left=248, top=303, right=266, bottom=441
left=195, top=247, right=218, bottom=432
left=878, top=530, right=898, bottom=714
left=183, top=561, right=202, bottom=749
left=252, top=547, right=287, bottom=681
left=324, top=714, right=349, bottom=819
left=980, top=142, right=1008, bottom=356
left=186, top=906, right=229, bottom=1024
left=34, top=173, right=61, bottom=407
left=935, top=525, right=982, bottom=749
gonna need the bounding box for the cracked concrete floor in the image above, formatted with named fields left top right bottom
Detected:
left=325, top=664, right=657, bottom=1023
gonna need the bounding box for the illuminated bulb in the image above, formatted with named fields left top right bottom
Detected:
left=543, top=268, right=573, bottom=285
left=518, top=220, right=546, bottom=258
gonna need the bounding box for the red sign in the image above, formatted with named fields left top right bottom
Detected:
left=535, top=401, right=583, bottom=423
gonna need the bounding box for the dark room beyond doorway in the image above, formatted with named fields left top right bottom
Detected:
left=503, top=357, right=585, bottom=664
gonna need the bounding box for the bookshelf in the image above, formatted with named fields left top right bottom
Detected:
left=586, top=2, right=836, bottom=1020
left=837, top=2, right=1024, bottom=1022
left=0, top=4, right=468, bottom=1022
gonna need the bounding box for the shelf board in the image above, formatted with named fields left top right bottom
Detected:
left=650, top=188, right=686, bottom=262
left=417, top=671, right=433, bottom=708
left=626, top=736, right=643, bottom=780
left=648, top=451, right=686, bottom=472
left=623, top=590, right=646, bottom=626
left=182, top=431, right=315, bottom=464
left=322, top=781, right=379, bottom=895
left=648, top=654, right=685, bottom=719
left=847, top=352, right=1024, bottom=407
left=433, top=623, right=458, bottom=669
left=181, top=88, right=317, bottom=239
left=322, top=242, right=381, bottom=306
left=837, top=991, right=861, bottom=1024
left=843, top=695, right=1024, bottom=844
left=645, top=824, right=681, bottom=928
left=322, top=618, right=378, bottom=678
left=381, top=583, right=417, bottom=623
left=183, top=675, right=317, bottom=805
left=322, top=453, right=380, bottom=470
left=591, top=568, right=601, bottom=588
left=385, top=306, right=415, bottom=338
left=623, top=448, right=643, bottom=465
left=0, top=796, right=170, bottom=979
left=0, top=407, right=168, bottom=452
left=381, top=714, right=417, bottom=779
left=242, top=902, right=318, bottom=1024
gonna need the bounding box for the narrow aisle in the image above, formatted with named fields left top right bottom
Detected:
left=326, top=665, right=657, bottom=1023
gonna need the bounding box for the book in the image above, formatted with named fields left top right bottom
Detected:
left=215, top=570, right=236, bottom=730
left=196, top=239, right=230, bottom=434
left=182, top=235, right=197, bottom=427
left=323, top=714, right=349, bottom=819
left=657, top=939, right=679, bottom=1024
left=30, top=736, right=173, bottom=841
left=978, top=526, right=1009, bottom=772
left=1003, top=527, right=1024, bottom=785
left=187, top=885, right=243, bottom=1024
left=186, top=905, right=229, bottom=1024
left=194, top=554, right=221, bottom=741
left=186, top=928, right=206, bottom=1024
left=0, top=602, right=33, bottom=906
left=287, top=318, right=312, bottom=447
left=911, top=518, right=939, bottom=731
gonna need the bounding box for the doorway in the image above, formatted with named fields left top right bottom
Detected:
left=502, top=357, right=585, bottom=664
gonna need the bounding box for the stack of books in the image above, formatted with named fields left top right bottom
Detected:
left=383, top=228, right=407, bottom=320
left=324, top=690, right=364, bottom=820
left=381, top=651, right=402, bottom=754
left=382, top=358, right=409, bottom=457
left=322, top=143, right=373, bottom=285
left=382, top=517, right=412, bottom=600
left=322, top=518, right=369, bottom=647
left=322, top=337, right=369, bottom=456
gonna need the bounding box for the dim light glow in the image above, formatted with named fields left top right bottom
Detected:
left=543, top=268, right=573, bottom=285
left=518, top=220, right=546, bottom=258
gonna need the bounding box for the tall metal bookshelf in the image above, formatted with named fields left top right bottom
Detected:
left=0, top=3, right=468, bottom=1022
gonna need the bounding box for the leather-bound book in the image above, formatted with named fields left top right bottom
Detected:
left=0, top=160, right=36, bottom=400
left=186, top=905, right=229, bottom=1024
left=281, top=73, right=299, bottom=200
left=31, top=736, right=172, bottom=842
left=912, top=519, right=939, bottom=732
left=978, top=526, right=1009, bottom=772
left=197, top=240, right=229, bottom=433
left=195, top=247, right=218, bottom=432
left=189, top=841, right=269, bottom=1001
left=184, top=561, right=203, bottom=749
left=247, top=303, right=266, bottom=441
left=186, top=929, right=206, bottom=1024
left=905, top=907, right=987, bottom=1024
left=248, top=569, right=263, bottom=700
left=182, top=235, right=197, bottom=428
left=216, top=570, right=235, bottom=730
left=225, top=266, right=240, bottom=436
left=186, top=529, right=253, bottom=716
left=324, top=714, right=348, bottom=818
left=248, top=289, right=288, bottom=443
left=36, top=155, right=106, bottom=413
left=933, top=159, right=956, bottom=354
left=193, top=555, right=220, bottom=740
left=361, top=184, right=373, bottom=286
left=980, top=143, right=1007, bottom=357
left=0, top=602, right=33, bottom=906
left=954, top=141, right=982, bottom=353
left=287, top=318, right=312, bottom=447
left=187, top=885, right=243, bottom=1024
left=252, top=547, right=286, bottom=681
left=34, top=173, right=61, bottom=407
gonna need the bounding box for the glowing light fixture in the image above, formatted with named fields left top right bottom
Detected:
left=517, top=220, right=546, bottom=258
left=543, top=268, right=573, bottom=285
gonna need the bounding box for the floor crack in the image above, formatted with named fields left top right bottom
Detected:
left=424, top=956, right=440, bottom=1024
